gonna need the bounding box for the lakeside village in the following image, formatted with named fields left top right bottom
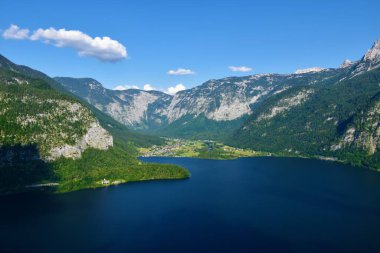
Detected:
left=139, top=138, right=259, bottom=159
left=139, top=138, right=340, bottom=162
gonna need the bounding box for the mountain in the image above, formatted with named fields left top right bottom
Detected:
left=56, top=39, right=380, bottom=169
left=230, top=39, right=380, bottom=169
left=54, top=77, right=172, bottom=129
left=350, top=39, right=380, bottom=77
left=0, top=60, right=112, bottom=161
left=55, top=65, right=347, bottom=140
left=0, top=55, right=189, bottom=194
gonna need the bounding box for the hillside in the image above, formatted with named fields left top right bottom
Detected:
left=0, top=56, right=189, bottom=194
left=0, top=56, right=164, bottom=148
left=55, top=39, right=380, bottom=170
left=55, top=65, right=348, bottom=140
left=0, top=67, right=112, bottom=160
left=230, top=39, right=380, bottom=169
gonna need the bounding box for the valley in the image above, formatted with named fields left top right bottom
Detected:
left=0, top=55, right=190, bottom=195
left=1, top=2, right=380, bottom=252
left=55, top=39, right=380, bottom=171
left=139, top=138, right=262, bottom=159
left=1, top=38, right=380, bottom=194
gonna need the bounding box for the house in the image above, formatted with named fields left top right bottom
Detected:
left=101, top=178, right=110, bottom=185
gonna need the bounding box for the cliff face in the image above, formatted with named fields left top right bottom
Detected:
left=332, top=97, right=380, bottom=155
left=48, top=121, right=113, bottom=161
left=0, top=64, right=113, bottom=161
left=230, top=40, right=380, bottom=169
left=55, top=68, right=344, bottom=136
left=0, top=55, right=189, bottom=195
left=54, top=39, right=380, bottom=169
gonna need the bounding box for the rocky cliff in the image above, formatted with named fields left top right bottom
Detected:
left=231, top=39, right=380, bottom=169
left=55, top=67, right=345, bottom=138
left=0, top=62, right=113, bottom=161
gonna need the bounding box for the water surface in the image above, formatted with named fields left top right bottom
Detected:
left=1, top=157, right=380, bottom=252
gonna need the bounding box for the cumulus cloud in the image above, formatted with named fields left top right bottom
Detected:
left=167, top=68, right=195, bottom=75
left=2, top=24, right=30, bottom=40
left=2, top=24, right=127, bottom=62
left=166, top=83, right=186, bottom=95
left=143, top=84, right=155, bottom=91
left=114, top=83, right=186, bottom=95
left=30, top=28, right=127, bottom=61
left=229, top=66, right=252, bottom=72
left=113, top=85, right=139, bottom=91
left=113, top=84, right=156, bottom=91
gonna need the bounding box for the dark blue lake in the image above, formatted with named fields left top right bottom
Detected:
left=1, top=157, right=380, bottom=253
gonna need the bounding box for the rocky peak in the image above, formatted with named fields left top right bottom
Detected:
left=55, top=77, right=104, bottom=90
left=75, top=78, right=104, bottom=90
left=295, top=67, right=326, bottom=74
left=363, top=39, right=380, bottom=62
left=340, top=59, right=354, bottom=68
left=350, top=39, right=380, bottom=77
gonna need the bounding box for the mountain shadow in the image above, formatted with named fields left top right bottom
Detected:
left=0, top=144, right=55, bottom=193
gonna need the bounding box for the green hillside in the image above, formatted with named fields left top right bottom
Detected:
left=230, top=67, right=380, bottom=169
left=0, top=55, right=189, bottom=194
left=0, top=55, right=164, bottom=148
left=151, top=114, right=248, bottom=141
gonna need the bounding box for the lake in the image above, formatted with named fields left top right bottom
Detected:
left=1, top=157, right=380, bottom=252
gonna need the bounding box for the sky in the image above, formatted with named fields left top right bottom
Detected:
left=1, top=0, right=380, bottom=92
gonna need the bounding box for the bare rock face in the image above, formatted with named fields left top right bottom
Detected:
left=48, top=145, right=82, bottom=160
left=105, top=91, right=160, bottom=126
left=363, top=39, right=380, bottom=62
left=48, top=121, right=113, bottom=161
left=295, top=67, right=326, bottom=74
left=257, top=89, right=314, bottom=121
left=331, top=100, right=380, bottom=155
left=81, top=122, right=113, bottom=150
left=351, top=39, right=380, bottom=77
left=340, top=59, right=354, bottom=68
left=54, top=39, right=380, bottom=137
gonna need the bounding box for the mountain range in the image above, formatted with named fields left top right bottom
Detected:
left=55, top=39, right=380, bottom=169
left=232, top=39, right=380, bottom=167
left=0, top=38, right=379, bottom=194
left=55, top=40, right=380, bottom=166
left=55, top=64, right=346, bottom=140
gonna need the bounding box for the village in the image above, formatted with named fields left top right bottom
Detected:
left=139, top=138, right=259, bottom=159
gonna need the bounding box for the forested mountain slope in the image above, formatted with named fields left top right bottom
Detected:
left=0, top=55, right=188, bottom=194
left=56, top=64, right=348, bottom=140
left=231, top=40, right=380, bottom=169
left=56, top=39, right=380, bottom=169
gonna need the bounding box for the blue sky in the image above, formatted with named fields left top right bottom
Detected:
left=1, top=0, right=380, bottom=92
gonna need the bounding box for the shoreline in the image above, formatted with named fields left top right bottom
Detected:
left=141, top=153, right=379, bottom=172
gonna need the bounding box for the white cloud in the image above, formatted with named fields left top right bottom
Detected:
left=2, top=24, right=30, bottom=40
left=229, top=66, right=252, bottom=72
left=2, top=24, right=127, bottom=62
left=113, top=84, right=156, bottom=91
left=166, top=83, right=186, bottom=95
left=30, top=27, right=127, bottom=62
left=114, top=83, right=186, bottom=95
left=143, top=84, right=155, bottom=91
left=113, top=85, right=139, bottom=91
left=167, top=68, right=195, bottom=75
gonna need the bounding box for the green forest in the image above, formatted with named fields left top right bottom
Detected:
left=0, top=57, right=189, bottom=194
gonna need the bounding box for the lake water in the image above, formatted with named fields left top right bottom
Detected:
left=1, top=157, right=380, bottom=253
